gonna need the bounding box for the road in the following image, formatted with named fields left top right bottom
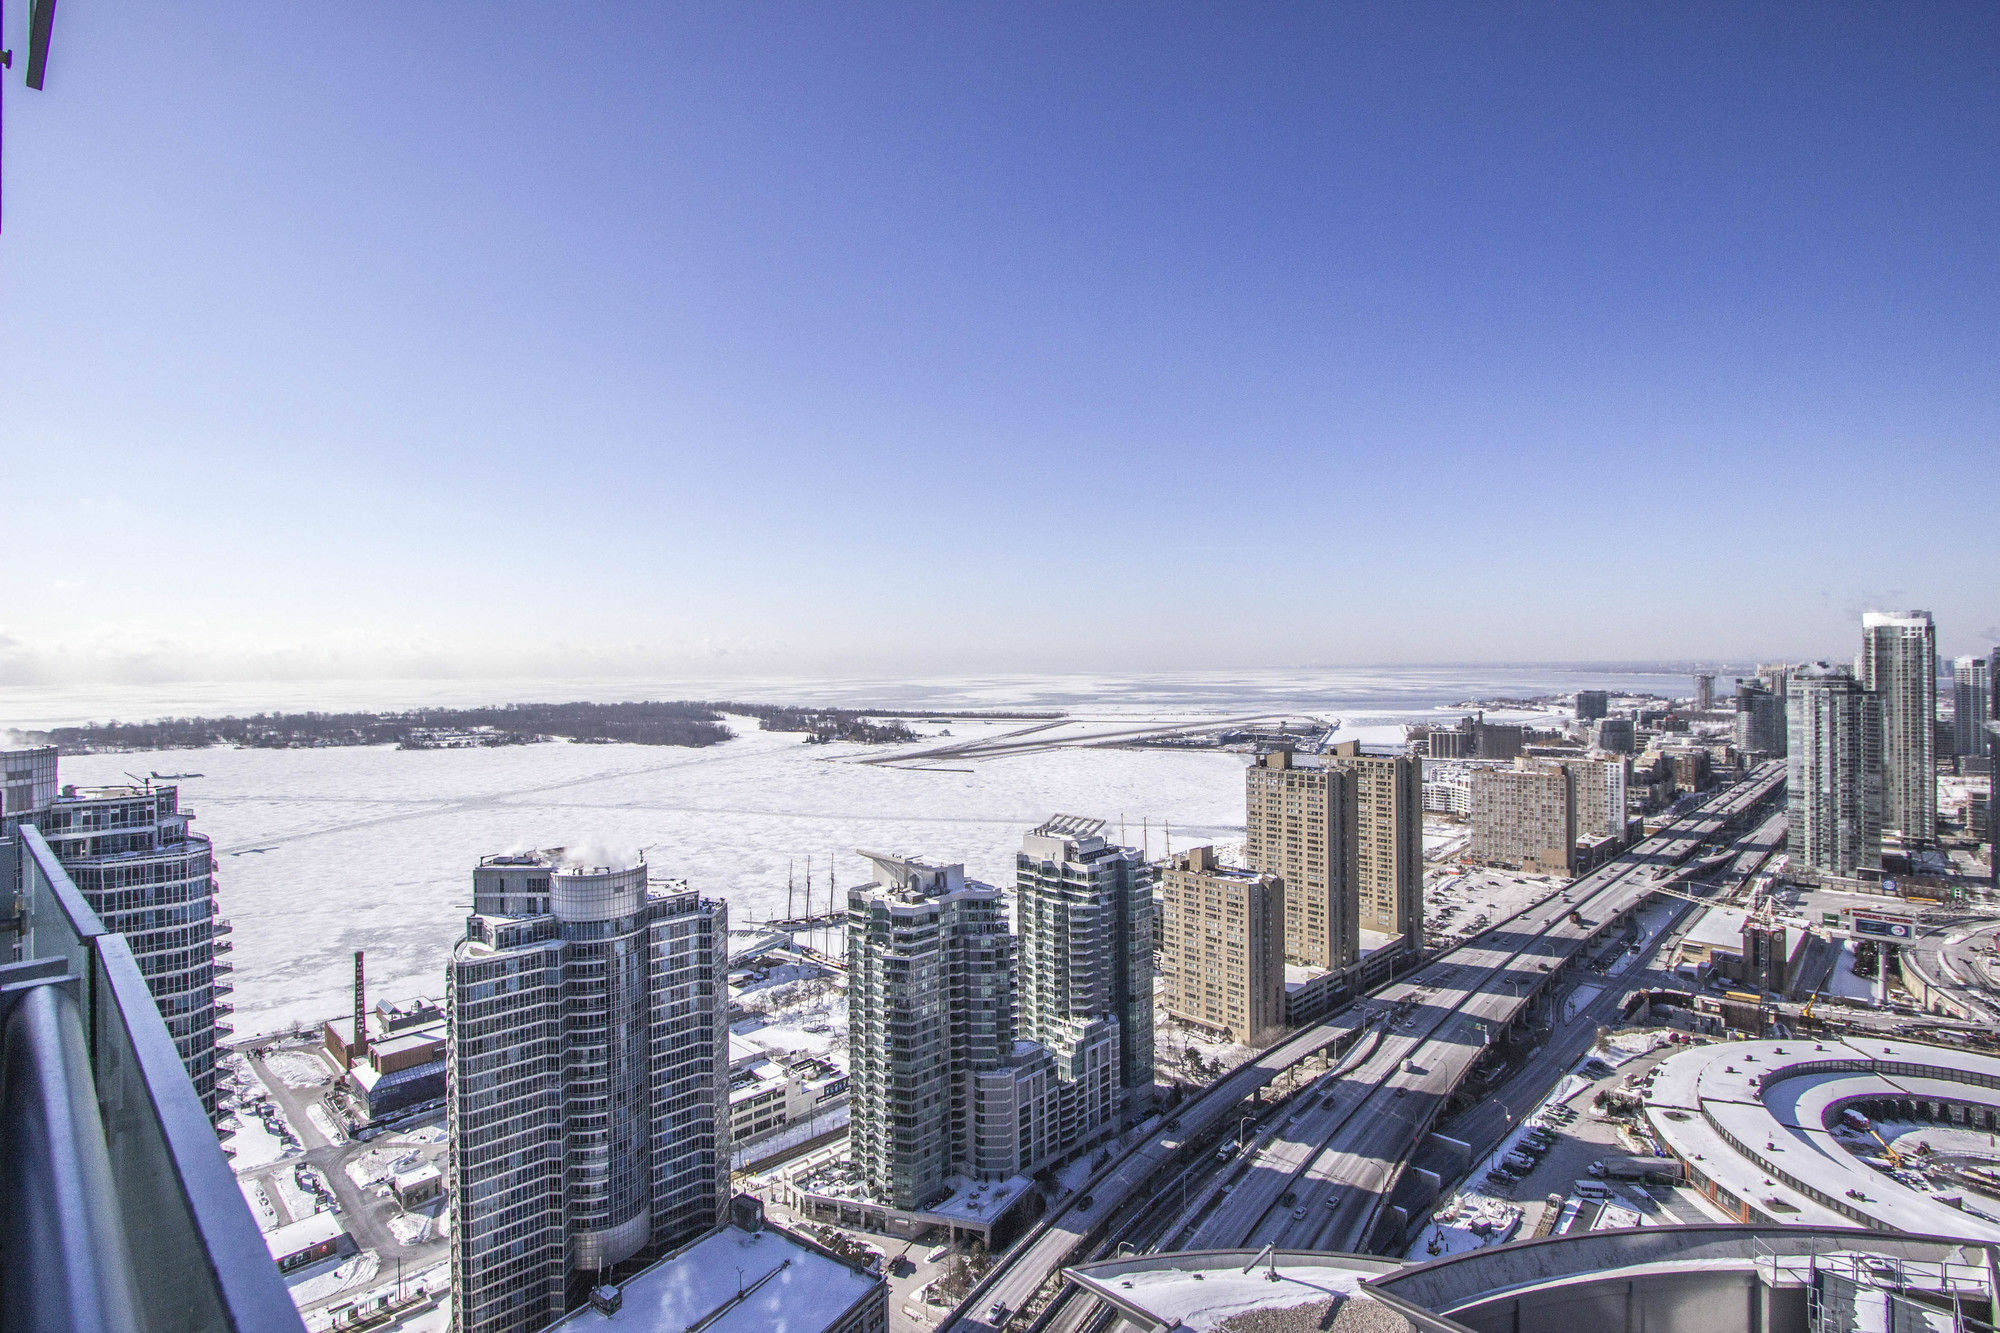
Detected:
left=941, top=762, right=1784, bottom=1332
left=1171, top=780, right=1784, bottom=1257
left=242, top=1048, right=449, bottom=1311
left=1901, top=916, right=2000, bottom=1022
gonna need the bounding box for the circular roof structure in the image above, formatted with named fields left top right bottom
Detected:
left=1644, top=1036, right=2000, bottom=1240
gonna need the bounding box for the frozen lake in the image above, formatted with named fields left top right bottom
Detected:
left=32, top=664, right=1707, bottom=1038
left=60, top=716, right=1259, bottom=1036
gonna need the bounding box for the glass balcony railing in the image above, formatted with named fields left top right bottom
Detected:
left=1, top=825, right=305, bottom=1332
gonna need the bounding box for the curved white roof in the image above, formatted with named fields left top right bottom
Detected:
left=1646, top=1037, right=2000, bottom=1241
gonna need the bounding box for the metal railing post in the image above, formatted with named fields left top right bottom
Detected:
left=0, top=978, right=145, bottom=1333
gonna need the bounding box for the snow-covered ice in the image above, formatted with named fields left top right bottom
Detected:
left=34, top=668, right=1696, bottom=1037
left=59, top=717, right=1255, bottom=1034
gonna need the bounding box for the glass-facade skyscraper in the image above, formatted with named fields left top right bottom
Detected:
left=447, top=850, right=727, bottom=1333
left=1787, top=666, right=1883, bottom=879
left=1860, top=610, right=1938, bottom=843
left=4, top=746, right=228, bottom=1115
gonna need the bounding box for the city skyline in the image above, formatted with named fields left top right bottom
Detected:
left=3, top=4, right=1997, bottom=686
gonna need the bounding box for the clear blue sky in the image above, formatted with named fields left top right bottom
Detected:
left=2, top=3, right=1995, bottom=686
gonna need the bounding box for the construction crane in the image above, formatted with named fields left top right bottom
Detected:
left=1868, top=1128, right=1906, bottom=1169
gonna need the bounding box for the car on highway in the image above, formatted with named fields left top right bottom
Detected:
left=1216, top=1142, right=1238, bottom=1161
left=1292, top=1205, right=1309, bottom=1219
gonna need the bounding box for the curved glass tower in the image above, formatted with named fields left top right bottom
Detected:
left=31, top=773, right=226, bottom=1114
left=449, top=850, right=727, bottom=1333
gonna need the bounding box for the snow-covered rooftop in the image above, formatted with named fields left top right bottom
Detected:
left=1066, top=1251, right=1398, bottom=1333
left=550, top=1220, right=882, bottom=1333
left=1645, top=1037, right=2000, bottom=1241
left=1683, top=906, right=1748, bottom=952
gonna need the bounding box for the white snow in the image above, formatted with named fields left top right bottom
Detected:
left=270, top=1163, right=332, bottom=1225
left=1111, top=1263, right=1369, bottom=1332
left=240, top=1177, right=281, bottom=1233
left=220, top=1108, right=293, bottom=1170
left=285, top=1249, right=379, bottom=1307
left=264, top=1050, right=335, bottom=1089
left=1563, top=985, right=1604, bottom=1023
left=58, top=718, right=1254, bottom=1035
left=307, top=1104, right=348, bottom=1144
left=1828, top=940, right=1884, bottom=1002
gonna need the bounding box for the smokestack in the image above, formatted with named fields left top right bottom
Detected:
left=353, top=950, right=368, bottom=1063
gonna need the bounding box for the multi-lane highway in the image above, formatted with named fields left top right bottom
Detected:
left=1178, top=774, right=1785, bottom=1257
left=942, top=761, right=1785, bottom=1332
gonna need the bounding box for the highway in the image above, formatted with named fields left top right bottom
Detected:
left=1901, top=915, right=2000, bottom=1022
left=1179, top=781, right=1785, bottom=1257
left=941, top=761, right=1785, bottom=1332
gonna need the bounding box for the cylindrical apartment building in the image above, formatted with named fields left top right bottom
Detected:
left=450, top=850, right=727, bottom=1333
left=37, top=779, right=226, bottom=1114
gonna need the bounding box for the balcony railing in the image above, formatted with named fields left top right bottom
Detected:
left=0, top=826, right=305, bottom=1332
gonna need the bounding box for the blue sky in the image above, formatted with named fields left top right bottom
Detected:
left=2, top=3, right=1995, bottom=685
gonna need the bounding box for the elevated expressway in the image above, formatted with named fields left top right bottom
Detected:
left=943, top=761, right=1785, bottom=1332
left=1899, top=918, right=2000, bottom=1023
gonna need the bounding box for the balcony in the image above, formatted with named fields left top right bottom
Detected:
left=210, top=917, right=233, bottom=936
left=0, top=826, right=304, bottom=1332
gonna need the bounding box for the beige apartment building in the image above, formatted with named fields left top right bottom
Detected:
left=1324, top=742, right=1424, bottom=944
left=1546, top=755, right=1628, bottom=843
left=1470, top=764, right=1575, bottom=876
left=1245, top=750, right=1357, bottom=970
left=1160, top=846, right=1286, bottom=1047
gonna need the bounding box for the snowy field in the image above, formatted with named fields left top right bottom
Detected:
left=29, top=667, right=1696, bottom=1037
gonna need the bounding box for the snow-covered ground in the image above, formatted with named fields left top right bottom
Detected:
left=240, top=1177, right=281, bottom=1233
left=270, top=1162, right=333, bottom=1224
left=220, top=1106, right=295, bottom=1170
left=732, top=959, right=848, bottom=1065
left=265, top=1049, right=335, bottom=1089
left=1412, top=1193, right=1523, bottom=1258
left=1828, top=939, right=1884, bottom=1002
left=286, top=1249, right=379, bottom=1308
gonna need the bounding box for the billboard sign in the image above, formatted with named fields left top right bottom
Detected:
left=1852, top=911, right=1913, bottom=940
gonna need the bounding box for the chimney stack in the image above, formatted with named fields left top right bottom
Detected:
left=353, top=950, right=368, bottom=1063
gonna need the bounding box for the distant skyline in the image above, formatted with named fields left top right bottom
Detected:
left=3, top=4, right=1995, bottom=686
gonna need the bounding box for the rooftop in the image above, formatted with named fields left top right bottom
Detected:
left=1684, top=906, right=1749, bottom=952
left=550, top=1218, right=881, bottom=1333
left=1645, top=1036, right=2000, bottom=1241
left=264, top=1211, right=346, bottom=1260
